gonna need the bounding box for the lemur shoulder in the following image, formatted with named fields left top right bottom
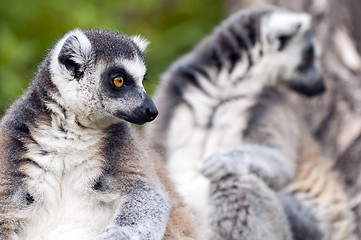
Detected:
left=0, top=29, right=197, bottom=240
left=146, top=6, right=356, bottom=240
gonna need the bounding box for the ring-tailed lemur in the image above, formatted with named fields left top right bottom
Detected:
left=0, top=29, right=198, bottom=240
left=146, top=6, right=356, bottom=240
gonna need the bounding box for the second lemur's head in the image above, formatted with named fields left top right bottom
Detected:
left=48, top=29, right=157, bottom=127
left=258, top=7, right=325, bottom=96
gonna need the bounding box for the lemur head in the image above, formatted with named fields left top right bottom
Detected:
left=48, top=29, right=157, bottom=127
left=258, top=8, right=324, bottom=96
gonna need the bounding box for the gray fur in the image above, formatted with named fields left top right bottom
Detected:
left=97, top=185, right=170, bottom=240
left=208, top=174, right=292, bottom=240
left=277, top=193, right=323, bottom=240
left=84, top=30, right=145, bottom=61
left=201, top=144, right=294, bottom=190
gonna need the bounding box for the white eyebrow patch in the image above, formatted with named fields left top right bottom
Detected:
left=120, top=57, right=147, bottom=86
left=266, top=12, right=311, bottom=34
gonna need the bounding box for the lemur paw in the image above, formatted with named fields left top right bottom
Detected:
left=96, top=225, right=132, bottom=240
left=201, top=149, right=252, bottom=182
left=201, top=146, right=292, bottom=190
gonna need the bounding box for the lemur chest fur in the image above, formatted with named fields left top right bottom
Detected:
left=167, top=78, right=260, bottom=163
left=166, top=77, right=260, bottom=233
left=20, top=113, right=121, bottom=240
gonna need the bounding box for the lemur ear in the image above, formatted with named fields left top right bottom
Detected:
left=131, top=35, right=149, bottom=52
left=58, top=30, right=92, bottom=80
left=262, top=12, right=311, bottom=51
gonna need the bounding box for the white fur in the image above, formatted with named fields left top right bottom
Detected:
left=19, top=104, right=123, bottom=240
left=334, top=28, right=361, bottom=71
left=50, top=34, right=126, bottom=129
left=257, top=12, right=317, bottom=86
left=260, top=12, right=312, bottom=82
left=51, top=29, right=93, bottom=74
left=49, top=61, right=116, bottom=128
left=262, top=12, right=311, bottom=46
left=119, top=57, right=147, bottom=88
left=49, top=29, right=110, bottom=128
left=131, top=35, right=149, bottom=52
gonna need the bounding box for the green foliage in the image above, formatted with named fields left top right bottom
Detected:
left=0, top=0, right=225, bottom=116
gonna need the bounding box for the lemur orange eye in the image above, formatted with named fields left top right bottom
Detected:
left=113, top=76, right=124, bottom=88
left=142, top=80, right=145, bottom=87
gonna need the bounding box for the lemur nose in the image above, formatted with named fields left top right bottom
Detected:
left=146, top=107, right=158, bottom=120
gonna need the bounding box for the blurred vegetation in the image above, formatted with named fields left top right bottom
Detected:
left=0, top=0, right=225, bottom=116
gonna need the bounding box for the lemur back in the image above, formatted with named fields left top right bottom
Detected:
left=0, top=29, right=197, bottom=240
left=146, top=6, right=355, bottom=239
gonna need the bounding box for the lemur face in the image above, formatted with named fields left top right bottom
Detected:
left=97, top=58, right=158, bottom=125
left=260, top=11, right=325, bottom=97
left=50, top=29, right=157, bottom=126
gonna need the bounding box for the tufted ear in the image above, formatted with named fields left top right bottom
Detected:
left=57, top=29, right=92, bottom=80
left=262, top=12, right=311, bottom=51
left=131, top=35, right=149, bottom=52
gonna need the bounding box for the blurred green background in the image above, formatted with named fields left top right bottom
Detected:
left=0, top=0, right=225, bottom=116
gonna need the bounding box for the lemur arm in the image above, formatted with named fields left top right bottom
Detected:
left=202, top=88, right=301, bottom=190
left=0, top=203, right=22, bottom=240
left=0, top=131, right=29, bottom=240
left=0, top=184, right=26, bottom=239
left=96, top=181, right=170, bottom=240
left=96, top=130, right=171, bottom=240
left=202, top=144, right=294, bottom=190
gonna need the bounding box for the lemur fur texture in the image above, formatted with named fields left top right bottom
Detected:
left=146, top=6, right=356, bottom=240
left=0, top=29, right=197, bottom=240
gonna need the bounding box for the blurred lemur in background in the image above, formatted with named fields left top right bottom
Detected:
left=146, top=6, right=356, bottom=240
left=0, top=29, right=198, bottom=239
